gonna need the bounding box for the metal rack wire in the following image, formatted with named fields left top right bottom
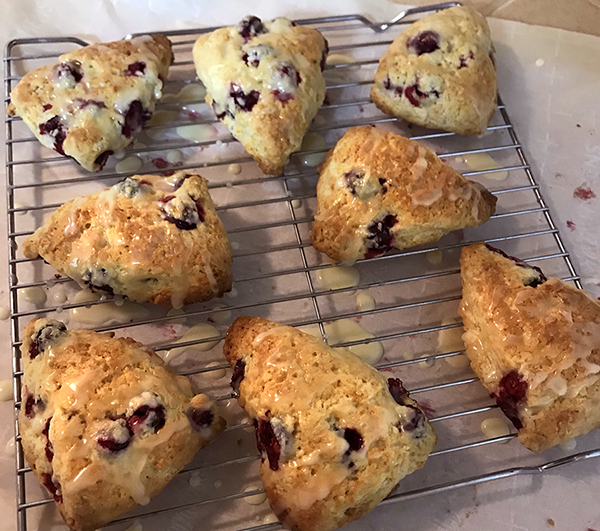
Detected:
left=5, top=4, right=600, bottom=531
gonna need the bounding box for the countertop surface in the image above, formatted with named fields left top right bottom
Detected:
left=0, top=1, right=599, bottom=531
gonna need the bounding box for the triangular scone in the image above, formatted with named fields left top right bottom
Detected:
left=371, top=6, right=496, bottom=135
left=310, top=126, right=497, bottom=262
left=7, top=36, right=172, bottom=171
left=193, top=16, right=328, bottom=175
left=23, top=171, right=232, bottom=307
left=460, top=243, right=600, bottom=452
left=19, top=318, right=225, bottom=531
left=223, top=316, right=436, bottom=531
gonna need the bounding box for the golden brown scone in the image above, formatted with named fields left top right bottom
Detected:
left=193, top=16, right=328, bottom=175
left=223, top=316, right=436, bottom=531
left=23, top=171, right=232, bottom=307
left=19, top=318, right=226, bottom=531
left=460, top=243, right=600, bottom=452
left=310, top=126, right=497, bottom=262
left=371, top=6, right=496, bottom=135
left=7, top=35, right=172, bottom=171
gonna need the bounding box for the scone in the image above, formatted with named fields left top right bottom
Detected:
left=19, top=318, right=226, bottom=531
left=460, top=243, right=600, bottom=452
left=23, top=171, right=232, bottom=307
left=223, top=316, right=436, bottom=531
left=371, top=6, right=496, bottom=135
left=193, top=16, right=328, bottom=175
left=310, top=126, right=497, bottom=262
left=7, top=36, right=172, bottom=171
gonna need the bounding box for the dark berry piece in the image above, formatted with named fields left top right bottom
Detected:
left=172, top=174, right=191, bottom=191
left=97, top=418, right=133, bottom=453
left=272, top=90, right=294, bottom=105
left=364, top=214, right=397, bottom=259
left=124, top=61, right=146, bottom=76
left=121, top=100, right=151, bottom=138
left=31, top=321, right=67, bottom=359
left=94, top=150, right=113, bottom=170
left=243, top=44, right=273, bottom=67
left=24, top=395, right=35, bottom=417
left=524, top=273, right=547, bottom=288
left=97, top=436, right=131, bottom=452
left=187, top=407, right=214, bottom=432
left=399, top=405, right=426, bottom=434
left=343, top=428, right=363, bottom=452
left=484, top=244, right=547, bottom=288
left=160, top=195, right=201, bottom=230
left=116, top=177, right=150, bottom=198
left=345, top=170, right=364, bottom=195
left=238, top=16, right=267, bottom=42
left=320, top=41, right=329, bottom=71
left=491, top=370, right=527, bottom=429
left=72, top=98, right=107, bottom=110
left=231, top=359, right=246, bottom=397
left=458, top=51, right=475, bottom=69
left=255, top=416, right=281, bottom=471
left=42, top=104, right=52, bottom=111
left=383, top=76, right=404, bottom=97
left=24, top=393, right=45, bottom=418
left=128, top=404, right=166, bottom=435
left=229, top=83, right=260, bottom=112
left=41, top=473, right=62, bottom=503
left=407, top=30, right=440, bottom=56
left=39, top=116, right=68, bottom=155
left=55, top=60, right=83, bottom=86
left=42, top=418, right=54, bottom=462
left=378, top=177, right=388, bottom=194
left=345, top=170, right=386, bottom=201
left=212, top=100, right=234, bottom=121
left=29, top=342, right=39, bottom=360
left=484, top=243, right=522, bottom=262
left=194, top=199, right=206, bottom=223
left=404, top=84, right=428, bottom=107
left=82, top=268, right=113, bottom=294
left=278, top=63, right=302, bottom=86
left=388, top=378, right=409, bottom=405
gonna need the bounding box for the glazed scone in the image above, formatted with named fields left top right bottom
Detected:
left=23, top=171, right=232, bottom=307
left=371, top=6, right=496, bottom=135
left=460, top=243, right=600, bottom=452
left=193, top=16, right=328, bottom=175
left=310, top=126, right=497, bottom=262
left=7, top=36, right=172, bottom=171
left=19, top=318, right=225, bottom=531
left=223, top=316, right=436, bottom=531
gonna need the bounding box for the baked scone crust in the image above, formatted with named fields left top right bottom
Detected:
left=460, top=243, right=600, bottom=452
left=19, top=318, right=225, bottom=531
left=371, top=6, right=497, bottom=135
left=310, top=126, right=497, bottom=262
left=7, top=35, right=172, bottom=171
left=193, top=16, right=328, bottom=175
left=223, top=316, right=436, bottom=531
left=23, top=171, right=232, bottom=307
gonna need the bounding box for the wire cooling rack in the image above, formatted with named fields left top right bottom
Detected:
left=5, top=3, right=600, bottom=530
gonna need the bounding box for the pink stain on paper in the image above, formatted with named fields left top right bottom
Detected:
left=161, top=324, right=178, bottom=340
left=418, top=399, right=436, bottom=418
left=566, top=220, right=576, bottom=231
left=573, top=184, right=596, bottom=201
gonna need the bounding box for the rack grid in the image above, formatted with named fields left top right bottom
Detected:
left=5, top=3, right=600, bottom=530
